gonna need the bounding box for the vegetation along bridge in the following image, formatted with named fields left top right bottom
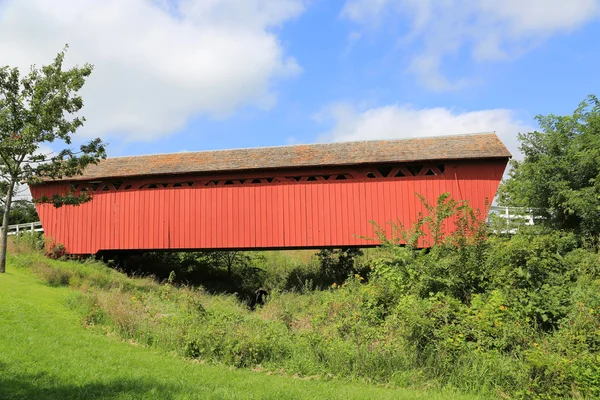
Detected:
left=29, top=133, right=510, bottom=255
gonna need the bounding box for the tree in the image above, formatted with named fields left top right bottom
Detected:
left=317, top=247, right=364, bottom=285
left=498, top=95, right=600, bottom=238
left=1, top=199, right=39, bottom=225
left=0, top=48, right=106, bottom=273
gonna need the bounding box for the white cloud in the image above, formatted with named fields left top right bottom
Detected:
left=0, top=0, right=305, bottom=141
left=318, top=103, right=534, bottom=158
left=342, top=0, right=600, bottom=90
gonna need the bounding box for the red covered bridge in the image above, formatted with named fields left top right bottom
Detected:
left=30, top=133, right=510, bottom=255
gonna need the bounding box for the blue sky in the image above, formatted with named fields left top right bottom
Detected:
left=1, top=0, right=600, bottom=159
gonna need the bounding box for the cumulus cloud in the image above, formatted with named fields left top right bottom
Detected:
left=0, top=0, right=305, bottom=141
left=342, top=0, right=600, bottom=90
left=318, top=103, right=534, bottom=158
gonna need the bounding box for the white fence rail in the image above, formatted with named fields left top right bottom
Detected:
left=488, top=205, right=536, bottom=225
left=487, top=205, right=540, bottom=233
left=5, top=221, right=44, bottom=236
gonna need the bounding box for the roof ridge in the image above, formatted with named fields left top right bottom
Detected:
left=40, top=132, right=510, bottom=182
left=106, top=131, right=497, bottom=160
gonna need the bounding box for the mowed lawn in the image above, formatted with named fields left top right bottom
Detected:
left=0, top=262, right=478, bottom=400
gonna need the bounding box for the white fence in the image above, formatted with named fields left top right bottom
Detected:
left=5, top=221, right=44, bottom=236
left=487, top=205, right=539, bottom=233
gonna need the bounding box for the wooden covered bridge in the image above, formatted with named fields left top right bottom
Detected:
left=29, top=133, right=510, bottom=255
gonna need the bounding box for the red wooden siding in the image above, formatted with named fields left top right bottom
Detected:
left=30, top=160, right=506, bottom=255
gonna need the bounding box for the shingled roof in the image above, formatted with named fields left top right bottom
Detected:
left=56, top=132, right=510, bottom=181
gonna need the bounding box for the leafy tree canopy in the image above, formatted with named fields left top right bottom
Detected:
left=498, top=95, right=600, bottom=238
left=1, top=200, right=39, bottom=225
left=0, top=47, right=107, bottom=272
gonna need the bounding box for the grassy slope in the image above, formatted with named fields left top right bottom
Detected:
left=0, top=259, right=478, bottom=400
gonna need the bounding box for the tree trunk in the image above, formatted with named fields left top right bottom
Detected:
left=0, top=177, right=16, bottom=273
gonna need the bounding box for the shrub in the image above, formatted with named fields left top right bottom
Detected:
left=45, top=242, right=66, bottom=259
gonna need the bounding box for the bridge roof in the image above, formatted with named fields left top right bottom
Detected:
left=56, top=132, right=510, bottom=181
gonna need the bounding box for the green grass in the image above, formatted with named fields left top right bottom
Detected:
left=0, top=261, right=478, bottom=400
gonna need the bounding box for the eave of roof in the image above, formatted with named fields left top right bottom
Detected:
left=45, top=132, right=511, bottom=182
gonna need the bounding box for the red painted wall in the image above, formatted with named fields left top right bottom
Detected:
left=30, top=160, right=507, bottom=254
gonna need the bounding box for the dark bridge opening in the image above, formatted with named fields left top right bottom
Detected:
left=98, top=246, right=369, bottom=309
